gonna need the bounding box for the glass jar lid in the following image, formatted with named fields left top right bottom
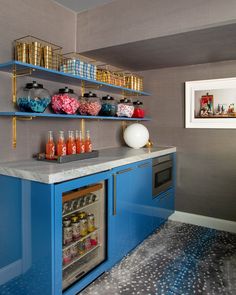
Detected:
left=59, top=87, right=74, bottom=94
left=84, top=91, right=97, bottom=97
left=25, top=81, right=43, bottom=89
left=133, top=100, right=143, bottom=105
left=102, top=95, right=114, bottom=100
left=120, top=98, right=131, bottom=103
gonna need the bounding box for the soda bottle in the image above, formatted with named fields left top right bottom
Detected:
left=46, top=131, right=55, bottom=160
left=76, top=130, right=85, bottom=154
left=57, top=131, right=66, bottom=156
left=85, top=130, right=92, bottom=153
left=67, top=131, right=76, bottom=155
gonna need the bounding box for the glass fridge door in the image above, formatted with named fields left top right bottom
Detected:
left=62, top=181, right=106, bottom=291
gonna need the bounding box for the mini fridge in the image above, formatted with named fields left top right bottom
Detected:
left=61, top=181, right=106, bottom=291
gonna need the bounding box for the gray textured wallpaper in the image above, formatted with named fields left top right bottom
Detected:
left=141, top=60, right=236, bottom=222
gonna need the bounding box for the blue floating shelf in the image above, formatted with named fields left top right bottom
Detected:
left=0, top=61, right=151, bottom=96
left=0, top=112, right=151, bottom=121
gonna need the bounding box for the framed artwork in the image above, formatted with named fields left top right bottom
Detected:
left=185, top=77, right=236, bottom=128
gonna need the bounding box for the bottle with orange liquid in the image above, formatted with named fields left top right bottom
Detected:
left=67, top=131, right=76, bottom=155
left=85, top=130, right=92, bottom=153
left=57, top=131, right=66, bottom=156
left=46, top=131, right=55, bottom=160
left=75, top=130, right=84, bottom=154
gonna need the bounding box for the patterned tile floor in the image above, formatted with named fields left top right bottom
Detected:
left=80, top=221, right=236, bottom=295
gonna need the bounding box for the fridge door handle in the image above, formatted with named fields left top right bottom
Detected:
left=113, top=173, right=117, bottom=216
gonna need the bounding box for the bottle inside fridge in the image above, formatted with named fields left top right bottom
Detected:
left=62, top=181, right=106, bottom=290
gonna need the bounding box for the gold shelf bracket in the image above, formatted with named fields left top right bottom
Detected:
left=12, top=116, right=35, bottom=149
left=12, top=116, right=17, bottom=149
left=15, top=69, right=33, bottom=77
left=80, top=118, right=85, bottom=139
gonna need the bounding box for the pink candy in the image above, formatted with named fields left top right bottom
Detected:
left=51, top=94, right=80, bottom=115
left=117, top=104, right=134, bottom=117
left=78, top=101, right=101, bottom=116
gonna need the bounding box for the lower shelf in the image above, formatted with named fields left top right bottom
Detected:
left=0, top=111, right=151, bottom=121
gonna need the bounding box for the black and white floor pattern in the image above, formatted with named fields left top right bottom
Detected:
left=80, top=221, right=236, bottom=295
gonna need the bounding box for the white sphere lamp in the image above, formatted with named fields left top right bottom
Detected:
left=123, top=123, right=149, bottom=149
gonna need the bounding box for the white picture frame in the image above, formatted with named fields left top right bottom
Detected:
left=185, top=77, right=236, bottom=129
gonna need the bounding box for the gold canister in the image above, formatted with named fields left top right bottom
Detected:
left=16, top=42, right=28, bottom=63
left=43, top=45, right=52, bottom=69
left=29, top=41, right=42, bottom=66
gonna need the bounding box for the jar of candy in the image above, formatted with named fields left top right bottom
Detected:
left=78, top=92, right=101, bottom=116
left=132, top=100, right=145, bottom=118
left=117, top=98, right=134, bottom=118
left=17, top=81, right=51, bottom=113
left=100, top=95, right=117, bottom=116
left=51, top=87, right=80, bottom=115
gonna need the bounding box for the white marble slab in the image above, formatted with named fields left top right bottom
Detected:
left=0, top=146, right=176, bottom=184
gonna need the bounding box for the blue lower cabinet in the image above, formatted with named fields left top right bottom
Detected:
left=0, top=176, right=55, bottom=295
left=0, top=157, right=175, bottom=295
left=152, top=188, right=175, bottom=228
left=109, top=160, right=153, bottom=266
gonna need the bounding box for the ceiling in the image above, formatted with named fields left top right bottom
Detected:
left=53, top=0, right=116, bottom=13
left=81, top=23, right=236, bottom=71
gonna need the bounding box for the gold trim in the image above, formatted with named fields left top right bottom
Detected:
left=81, top=118, right=85, bottom=139
left=12, top=66, right=16, bottom=104
left=81, top=81, right=85, bottom=97
left=12, top=116, right=17, bottom=149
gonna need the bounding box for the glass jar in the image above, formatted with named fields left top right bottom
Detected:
left=17, top=81, right=51, bottom=113
left=78, top=92, right=101, bottom=116
left=132, top=100, right=145, bottom=118
left=51, top=87, right=79, bottom=114
left=117, top=98, right=134, bottom=117
left=100, top=95, right=117, bottom=116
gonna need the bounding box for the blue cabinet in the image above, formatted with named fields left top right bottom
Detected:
left=152, top=188, right=175, bottom=229
left=0, top=171, right=112, bottom=295
left=0, top=154, right=175, bottom=295
left=109, top=160, right=153, bottom=266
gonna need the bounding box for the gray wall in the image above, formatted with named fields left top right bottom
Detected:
left=77, top=0, right=236, bottom=52
left=0, top=0, right=122, bottom=162
left=141, top=60, right=236, bottom=222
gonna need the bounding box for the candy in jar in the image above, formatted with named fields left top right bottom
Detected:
left=117, top=98, right=134, bottom=117
left=132, top=100, right=145, bottom=118
left=51, top=87, right=80, bottom=115
left=78, top=92, right=101, bottom=116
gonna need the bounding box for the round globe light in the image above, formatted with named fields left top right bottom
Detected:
left=123, top=123, right=149, bottom=149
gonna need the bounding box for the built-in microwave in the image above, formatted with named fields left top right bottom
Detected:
left=152, top=154, right=173, bottom=198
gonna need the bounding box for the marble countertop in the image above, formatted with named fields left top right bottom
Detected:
left=0, top=146, right=176, bottom=184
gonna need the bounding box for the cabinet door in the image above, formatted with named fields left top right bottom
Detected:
left=109, top=160, right=152, bottom=266
left=152, top=188, right=175, bottom=229
left=131, top=161, right=153, bottom=244
left=0, top=175, right=55, bottom=295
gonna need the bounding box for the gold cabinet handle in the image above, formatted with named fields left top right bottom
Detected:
left=117, top=167, right=133, bottom=174
left=113, top=174, right=117, bottom=216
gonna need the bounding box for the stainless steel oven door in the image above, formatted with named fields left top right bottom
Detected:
left=152, top=158, right=173, bottom=197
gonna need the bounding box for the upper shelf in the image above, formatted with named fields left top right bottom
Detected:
left=0, top=61, right=151, bottom=96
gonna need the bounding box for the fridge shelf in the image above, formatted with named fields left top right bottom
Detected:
left=63, top=244, right=101, bottom=271
left=63, top=228, right=99, bottom=251
left=63, top=199, right=99, bottom=218
left=63, top=183, right=103, bottom=203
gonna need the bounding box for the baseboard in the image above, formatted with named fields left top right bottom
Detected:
left=169, top=211, right=236, bottom=234
left=0, top=259, right=22, bottom=285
